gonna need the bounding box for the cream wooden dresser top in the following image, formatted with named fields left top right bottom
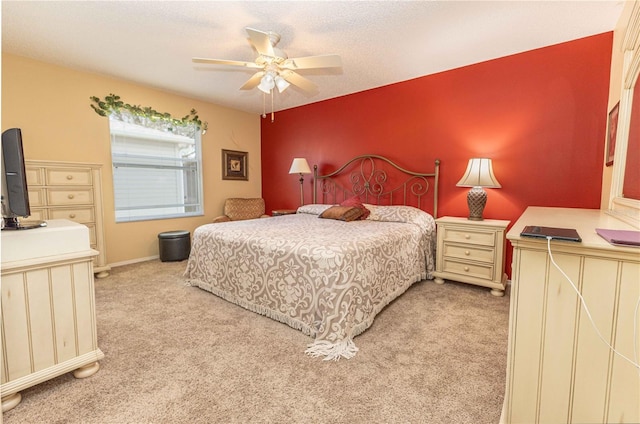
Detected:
left=507, top=206, right=640, bottom=253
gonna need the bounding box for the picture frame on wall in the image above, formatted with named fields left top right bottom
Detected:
left=606, top=102, right=619, bottom=167
left=222, top=149, right=248, bottom=180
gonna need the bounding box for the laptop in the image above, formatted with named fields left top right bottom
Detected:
left=520, top=225, right=582, bottom=242
left=596, top=228, right=640, bottom=247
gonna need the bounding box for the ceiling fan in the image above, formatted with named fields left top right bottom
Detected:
left=193, top=27, right=342, bottom=96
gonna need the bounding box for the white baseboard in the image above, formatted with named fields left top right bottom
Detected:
left=108, top=255, right=159, bottom=269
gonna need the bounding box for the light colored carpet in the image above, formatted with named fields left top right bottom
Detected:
left=3, top=260, right=510, bottom=424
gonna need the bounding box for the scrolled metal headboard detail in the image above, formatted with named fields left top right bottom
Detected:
left=313, top=154, right=440, bottom=217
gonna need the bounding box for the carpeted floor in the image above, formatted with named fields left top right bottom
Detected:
left=3, top=260, right=510, bottom=424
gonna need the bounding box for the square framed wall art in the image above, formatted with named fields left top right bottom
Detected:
left=222, top=149, right=248, bottom=180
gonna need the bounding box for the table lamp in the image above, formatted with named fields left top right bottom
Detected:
left=456, top=158, right=501, bottom=221
left=289, top=158, right=312, bottom=206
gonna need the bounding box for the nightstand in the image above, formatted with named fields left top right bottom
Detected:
left=272, top=209, right=297, bottom=216
left=433, top=216, right=510, bottom=296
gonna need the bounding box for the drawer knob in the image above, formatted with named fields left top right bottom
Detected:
left=464, top=266, right=470, bottom=272
left=69, top=213, right=76, bottom=218
left=68, top=194, right=75, bottom=199
left=465, top=250, right=470, bottom=256
left=66, top=175, right=73, bottom=180
left=464, top=234, right=471, bottom=239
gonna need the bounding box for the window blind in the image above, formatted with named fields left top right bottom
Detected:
left=109, top=118, right=203, bottom=222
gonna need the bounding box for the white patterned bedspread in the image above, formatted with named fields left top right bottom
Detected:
left=184, top=204, right=436, bottom=360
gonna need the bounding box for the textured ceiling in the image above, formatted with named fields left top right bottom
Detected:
left=1, top=1, right=625, bottom=115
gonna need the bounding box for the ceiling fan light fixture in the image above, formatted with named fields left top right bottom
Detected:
left=258, top=72, right=276, bottom=93
left=275, top=75, right=290, bottom=93
left=193, top=27, right=342, bottom=122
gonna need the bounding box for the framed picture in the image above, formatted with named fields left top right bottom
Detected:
left=606, top=102, right=619, bottom=167
left=222, top=149, right=248, bottom=180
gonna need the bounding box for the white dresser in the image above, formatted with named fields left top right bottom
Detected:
left=502, top=207, right=640, bottom=424
left=1, top=220, right=104, bottom=412
left=24, top=160, right=110, bottom=278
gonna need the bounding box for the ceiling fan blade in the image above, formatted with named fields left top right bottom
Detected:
left=192, top=57, right=262, bottom=69
left=245, top=27, right=275, bottom=57
left=240, top=72, right=265, bottom=90
left=281, top=54, right=342, bottom=70
left=281, top=70, right=317, bottom=93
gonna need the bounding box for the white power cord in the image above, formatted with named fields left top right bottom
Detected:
left=546, top=236, right=640, bottom=372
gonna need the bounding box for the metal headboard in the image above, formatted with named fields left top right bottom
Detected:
left=313, top=155, right=440, bottom=217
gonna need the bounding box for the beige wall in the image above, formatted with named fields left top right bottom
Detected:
left=2, top=53, right=262, bottom=266
left=601, top=1, right=635, bottom=208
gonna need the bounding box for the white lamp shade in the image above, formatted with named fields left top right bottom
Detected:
left=289, top=158, right=311, bottom=175
left=275, top=75, right=290, bottom=93
left=258, top=72, right=275, bottom=94
left=456, top=158, right=501, bottom=188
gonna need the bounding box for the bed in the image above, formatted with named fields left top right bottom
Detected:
left=184, top=155, right=440, bottom=360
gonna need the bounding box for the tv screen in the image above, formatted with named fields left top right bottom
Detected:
left=1, top=128, right=45, bottom=230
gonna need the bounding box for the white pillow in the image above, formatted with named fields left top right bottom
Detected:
left=296, top=204, right=333, bottom=216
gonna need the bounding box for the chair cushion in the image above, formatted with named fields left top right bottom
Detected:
left=224, top=198, right=266, bottom=221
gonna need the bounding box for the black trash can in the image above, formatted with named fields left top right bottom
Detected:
left=158, top=230, right=191, bottom=262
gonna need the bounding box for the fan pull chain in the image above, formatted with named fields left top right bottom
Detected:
left=271, top=89, right=275, bottom=123
left=262, top=92, right=266, bottom=119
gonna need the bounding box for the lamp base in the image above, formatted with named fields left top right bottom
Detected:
left=467, top=186, right=487, bottom=221
left=298, top=175, right=305, bottom=206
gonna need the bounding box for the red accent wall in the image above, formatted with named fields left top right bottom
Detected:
left=261, top=33, right=613, bottom=277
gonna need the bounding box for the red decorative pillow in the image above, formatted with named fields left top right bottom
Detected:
left=340, top=196, right=370, bottom=220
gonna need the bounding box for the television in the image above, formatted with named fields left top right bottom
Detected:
left=1, top=128, right=46, bottom=230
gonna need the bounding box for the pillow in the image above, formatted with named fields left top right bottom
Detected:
left=297, top=204, right=333, bottom=216
left=319, top=205, right=364, bottom=222
left=363, top=203, right=379, bottom=220
left=340, top=196, right=370, bottom=220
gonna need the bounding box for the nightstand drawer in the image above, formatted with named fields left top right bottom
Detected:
left=442, top=243, right=495, bottom=264
left=442, top=227, right=496, bottom=247
left=441, top=258, right=494, bottom=281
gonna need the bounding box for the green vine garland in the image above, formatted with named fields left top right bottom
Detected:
left=90, top=94, right=208, bottom=133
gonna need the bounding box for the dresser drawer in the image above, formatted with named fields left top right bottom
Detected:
left=48, top=207, right=94, bottom=223
left=441, top=227, right=496, bottom=247
left=27, top=189, right=45, bottom=207
left=24, top=208, right=47, bottom=222
left=47, top=188, right=94, bottom=206
left=25, top=167, right=44, bottom=186
left=442, top=243, right=495, bottom=264
left=441, top=258, right=494, bottom=281
left=46, top=168, right=93, bottom=186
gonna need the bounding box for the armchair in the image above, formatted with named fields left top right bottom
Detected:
left=212, top=198, right=270, bottom=223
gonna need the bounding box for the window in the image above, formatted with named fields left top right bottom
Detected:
left=109, top=115, right=203, bottom=222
